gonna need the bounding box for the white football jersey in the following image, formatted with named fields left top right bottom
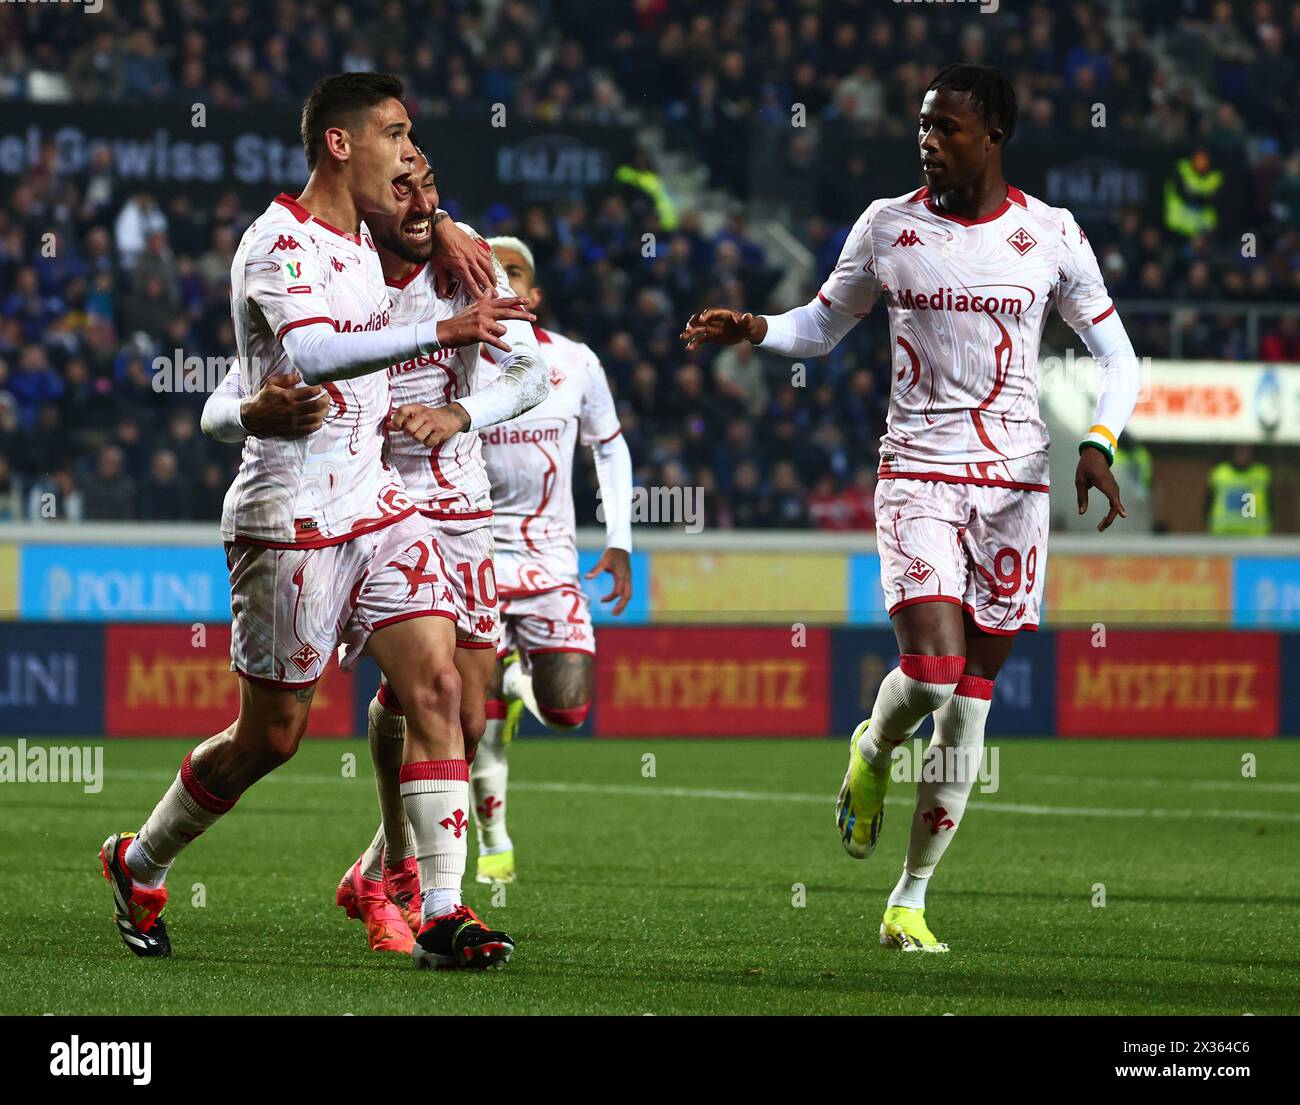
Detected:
left=480, top=325, right=621, bottom=579
left=224, top=194, right=411, bottom=546
left=820, top=185, right=1114, bottom=469
left=384, top=224, right=503, bottom=519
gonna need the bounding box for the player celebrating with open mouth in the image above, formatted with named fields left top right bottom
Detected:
left=681, top=64, right=1140, bottom=954
left=102, top=73, right=534, bottom=971
left=200, top=151, right=549, bottom=957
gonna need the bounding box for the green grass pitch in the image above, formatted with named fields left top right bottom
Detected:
left=2, top=737, right=1298, bottom=1015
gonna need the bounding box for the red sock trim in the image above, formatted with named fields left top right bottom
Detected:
left=539, top=702, right=591, bottom=727
left=179, top=752, right=237, bottom=814
left=399, top=759, right=469, bottom=783
left=955, top=674, right=995, bottom=700
left=376, top=682, right=404, bottom=715
left=898, top=654, right=965, bottom=685
left=484, top=698, right=507, bottom=720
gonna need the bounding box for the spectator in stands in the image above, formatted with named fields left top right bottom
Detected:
left=141, top=449, right=191, bottom=521
left=26, top=466, right=84, bottom=523
left=80, top=445, right=137, bottom=521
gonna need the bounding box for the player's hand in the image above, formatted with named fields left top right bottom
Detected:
left=1076, top=448, right=1127, bottom=532
left=680, top=308, right=764, bottom=350
left=584, top=546, right=632, bottom=616
left=436, top=287, right=536, bottom=352
left=430, top=216, right=496, bottom=297
left=390, top=402, right=471, bottom=448
left=240, top=371, right=330, bottom=438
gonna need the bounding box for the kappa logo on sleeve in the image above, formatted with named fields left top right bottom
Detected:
left=271, top=234, right=302, bottom=252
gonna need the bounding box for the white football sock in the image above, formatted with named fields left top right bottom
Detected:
left=858, top=654, right=964, bottom=771
left=471, top=710, right=513, bottom=855
left=893, top=673, right=994, bottom=903
left=126, top=752, right=237, bottom=888
left=399, top=760, right=469, bottom=923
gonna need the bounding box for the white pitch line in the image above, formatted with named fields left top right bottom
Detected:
left=1017, top=773, right=1300, bottom=795
left=101, top=770, right=1300, bottom=823
left=506, top=781, right=1300, bottom=824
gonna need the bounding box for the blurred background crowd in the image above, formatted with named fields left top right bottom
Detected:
left=1, top=0, right=1298, bottom=530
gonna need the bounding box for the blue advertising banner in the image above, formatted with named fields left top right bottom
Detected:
left=1281, top=634, right=1300, bottom=736
left=0, top=622, right=104, bottom=734
left=846, top=553, right=889, bottom=626
left=576, top=549, right=650, bottom=625
left=1233, top=558, right=1300, bottom=627
left=828, top=627, right=1057, bottom=738
left=20, top=546, right=230, bottom=622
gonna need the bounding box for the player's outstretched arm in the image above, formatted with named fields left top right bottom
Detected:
left=680, top=295, right=860, bottom=359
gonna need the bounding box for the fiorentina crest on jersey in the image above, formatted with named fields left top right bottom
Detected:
left=905, top=557, right=934, bottom=584
left=1006, top=227, right=1037, bottom=255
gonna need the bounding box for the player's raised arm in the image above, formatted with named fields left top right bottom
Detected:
left=681, top=203, right=882, bottom=358
left=1056, top=209, right=1142, bottom=532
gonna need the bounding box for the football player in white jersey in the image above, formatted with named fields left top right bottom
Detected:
left=681, top=65, right=1141, bottom=953
left=464, top=235, right=634, bottom=885
left=102, top=74, right=528, bottom=970
left=200, top=153, right=549, bottom=954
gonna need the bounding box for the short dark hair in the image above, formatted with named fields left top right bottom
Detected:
left=300, top=72, right=406, bottom=169
left=926, top=64, right=1018, bottom=145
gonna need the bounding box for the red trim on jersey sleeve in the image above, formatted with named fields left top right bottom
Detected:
left=385, top=261, right=428, bottom=290
left=1090, top=304, right=1116, bottom=326
left=276, top=315, right=337, bottom=340
left=596, top=428, right=623, bottom=444
left=817, top=290, right=834, bottom=307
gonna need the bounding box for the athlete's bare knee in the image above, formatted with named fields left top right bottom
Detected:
left=404, top=665, right=462, bottom=724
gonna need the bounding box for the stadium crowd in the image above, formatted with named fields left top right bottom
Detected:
left=1, top=0, right=1298, bottom=528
